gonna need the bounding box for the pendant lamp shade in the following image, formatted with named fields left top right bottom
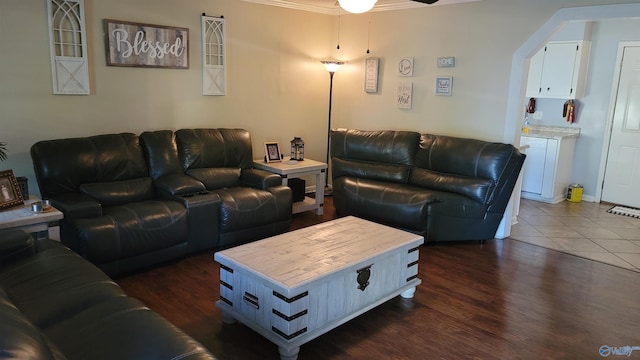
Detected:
left=338, top=0, right=378, bottom=14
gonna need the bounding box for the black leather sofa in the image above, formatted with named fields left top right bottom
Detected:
left=0, top=229, right=216, bottom=360
left=331, top=129, right=526, bottom=242
left=30, top=129, right=291, bottom=276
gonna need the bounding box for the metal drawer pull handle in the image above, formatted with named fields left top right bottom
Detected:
left=243, top=292, right=260, bottom=309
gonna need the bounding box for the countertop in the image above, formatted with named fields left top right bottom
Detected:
left=521, top=125, right=580, bottom=139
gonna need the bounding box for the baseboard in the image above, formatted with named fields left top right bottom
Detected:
left=521, top=191, right=596, bottom=204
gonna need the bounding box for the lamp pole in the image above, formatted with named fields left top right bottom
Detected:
left=321, top=60, right=343, bottom=195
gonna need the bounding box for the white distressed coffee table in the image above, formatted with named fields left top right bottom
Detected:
left=214, top=216, right=424, bottom=360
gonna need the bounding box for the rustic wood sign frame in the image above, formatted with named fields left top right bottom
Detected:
left=103, top=19, right=189, bottom=69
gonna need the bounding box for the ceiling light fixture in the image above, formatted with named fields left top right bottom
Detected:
left=338, top=0, right=378, bottom=14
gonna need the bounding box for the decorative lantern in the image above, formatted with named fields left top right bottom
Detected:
left=290, top=137, right=304, bottom=161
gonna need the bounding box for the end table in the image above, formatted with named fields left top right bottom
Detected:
left=253, top=159, right=327, bottom=215
left=0, top=196, right=63, bottom=240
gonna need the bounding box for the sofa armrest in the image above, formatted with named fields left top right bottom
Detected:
left=267, top=185, right=293, bottom=221
left=0, top=230, right=35, bottom=266
left=171, top=192, right=222, bottom=251
left=50, top=193, right=102, bottom=220
left=155, top=174, right=207, bottom=197
left=240, top=169, right=282, bottom=190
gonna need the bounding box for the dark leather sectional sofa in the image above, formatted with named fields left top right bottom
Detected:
left=30, top=128, right=292, bottom=276
left=0, top=229, right=216, bottom=360
left=331, top=129, right=526, bottom=242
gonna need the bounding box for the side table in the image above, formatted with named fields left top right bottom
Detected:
left=0, top=196, right=63, bottom=240
left=253, top=159, right=327, bottom=215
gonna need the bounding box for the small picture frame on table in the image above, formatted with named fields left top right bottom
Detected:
left=264, top=142, right=282, bottom=163
left=0, top=169, right=24, bottom=210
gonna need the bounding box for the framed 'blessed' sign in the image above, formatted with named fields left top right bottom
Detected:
left=103, top=19, right=189, bottom=69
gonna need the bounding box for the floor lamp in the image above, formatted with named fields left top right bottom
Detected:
left=321, top=60, right=343, bottom=195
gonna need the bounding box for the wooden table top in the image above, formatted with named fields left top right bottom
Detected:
left=215, top=216, right=423, bottom=290
left=0, top=196, right=63, bottom=230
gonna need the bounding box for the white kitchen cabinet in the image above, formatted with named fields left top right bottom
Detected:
left=525, top=41, right=591, bottom=99
left=520, top=137, right=547, bottom=195
left=520, top=134, right=577, bottom=204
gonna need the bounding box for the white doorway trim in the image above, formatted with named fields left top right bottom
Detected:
left=497, top=4, right=640, bottom=239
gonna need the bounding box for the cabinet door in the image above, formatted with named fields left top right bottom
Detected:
left=525, top=49, right=545, bottom=97
left=539, top=42, right=579, bottom=98
left=525, top=41, right=590, bottom=99
left=521, top=137, right=548, bottom=195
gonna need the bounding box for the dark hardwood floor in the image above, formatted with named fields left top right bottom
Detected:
left=116, top=197, right=640, bottom=359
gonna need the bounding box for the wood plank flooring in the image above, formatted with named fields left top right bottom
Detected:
left=116, top=197, right=640, bottom=359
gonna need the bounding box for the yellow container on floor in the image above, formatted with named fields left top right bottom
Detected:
left=567, top=184, right=583, bottom=202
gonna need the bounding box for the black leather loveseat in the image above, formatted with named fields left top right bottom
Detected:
left=0, top=229, right=216, bottom=360
left=30, top=129, right=291, bottom=276
left=331, top=129, right=525, bottom=242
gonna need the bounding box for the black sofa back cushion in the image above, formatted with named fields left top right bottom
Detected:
left=415, top=134, right=517, bottom=183
left=139, top=130, right=183, bottom=180
left=332, top=158, right=411, bottom=184
left=79, top=178, right=155, bottom=207
left=186, top=168, right=241, bottom=190
left=331, top=129, right=420, bottom=165
left=31, top=133, right=149, bottom=198
left=175, top=129, right=254, bottom=171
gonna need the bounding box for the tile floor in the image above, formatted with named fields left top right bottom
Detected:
left=510, top=198, right=640, bottom=272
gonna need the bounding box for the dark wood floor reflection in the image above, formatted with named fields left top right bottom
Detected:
left=116, top=197, right=640, bottom=359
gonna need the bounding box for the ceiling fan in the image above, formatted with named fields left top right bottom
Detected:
left=338, top=0, right=439, bottom=14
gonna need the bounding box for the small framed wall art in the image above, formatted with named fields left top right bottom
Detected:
left=397, top=81, right=413, bottom=109
left=264, top=142, right=282, bottom=163
left=0, top=169, right=24, bottom=210
left=364, top=57, right=379, bottom=93
left=435, top=76, right=453, bottom=96
left=398, top=57, right=414, bottom=77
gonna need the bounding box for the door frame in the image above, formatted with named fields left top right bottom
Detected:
left=595, top=41, right=640, bottom=203
left=497, top=4, right=640, bottom=239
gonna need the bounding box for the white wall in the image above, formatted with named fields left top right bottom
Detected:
left=0, top=0, right=634, bottom=199
left=0, top=0, right=333, bottom=196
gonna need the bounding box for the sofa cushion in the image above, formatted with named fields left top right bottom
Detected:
left=31, top=133, right=148, bottom=198
left=213, top=187, right=279, bottom=233
left=44, top=296, right=211, bottom=360
left=0, top=229, right=35, bottom=266
left=186, top=168, right=241, bottom=190
left=332, top=177, right=440, bottom=232
left=0, top=243, right=124, bottom=330
left=0, top=291, right=61, bottom=360
left=73, top=201, right=188, bottom=264
left=175, top=129, right=254, bottom=170
left=332, top=158, right=411, bottom=184
left=79, top=178, right=154, bottom=207
left=139, top=130, right=183, bottom=180
left=331, top=129, right=420, bottom=165
left=416, top=134, right=517, bottom=182
left=409, top=168, right=494, bottom=203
